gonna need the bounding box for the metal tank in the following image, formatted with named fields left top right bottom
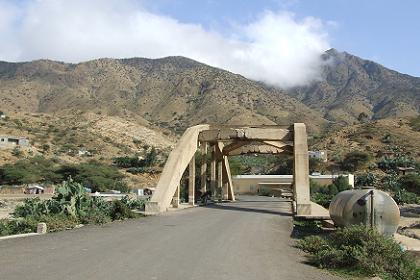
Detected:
left=329, top=187, right=400, bottom=235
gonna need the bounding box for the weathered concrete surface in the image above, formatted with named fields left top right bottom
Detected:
left=146, top=124, right=210, bottom=213
left=0, top=196, right=340, bottom=280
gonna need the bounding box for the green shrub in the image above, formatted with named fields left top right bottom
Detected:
left=38, top=214, right=80, bottom=232
left=341, top=151, right=371, bottom=172
left=399, top=174, right=420, bottom=195
left=378, top=156, right=416, bottom=172
left=0, top=156, right=62, bottom=185
left=0, top=218, right=38, bottom=236
left=382, top=173, right=401, bottom=192
left=312, top=193, right=332, bottom=208
left=393, top=189, right=419, bottom=205
left=297, top=225, right=419, bottom=280
left=58, top=161, right=124, bottom=192
left=356, top=172, right=378, bottom=187
left=113, top=148, right=158, bottom=168
left=334, top=175, right=352, bottom=192
left=110, top=200, right=136, bottom=220
left=126, top=167, right=158, bottom=174
left=310, top=176, right=352, bottom=208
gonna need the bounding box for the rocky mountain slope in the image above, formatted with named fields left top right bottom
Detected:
left=288, top=49, right=420, bottom=124
left=0, top=57, right=326, bottom=134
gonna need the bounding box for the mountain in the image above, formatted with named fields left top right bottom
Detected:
left=0, top=57, right=326, bottom=133
left=287, top=49, right=420, bottom=124
left=1, top=50, right=419, bottom=134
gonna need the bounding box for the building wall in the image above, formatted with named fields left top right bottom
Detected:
left=0, top=135, right=29, bottom=149
left=232, top=174, right=354, bottom=195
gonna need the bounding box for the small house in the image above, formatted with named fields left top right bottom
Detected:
left=25, top=184, right=44, bottom=194
left=308, top=150, right=328, bottom=162
left=0, top=135, right=29, bottom=149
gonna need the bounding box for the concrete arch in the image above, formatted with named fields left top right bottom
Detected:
left=145, top=124, right=329, bottom=219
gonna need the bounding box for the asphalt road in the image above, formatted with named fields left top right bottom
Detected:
left=0, top=196, right=340, bottom=280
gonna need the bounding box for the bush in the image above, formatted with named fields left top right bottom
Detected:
left=0, top=156, right=62, bottom=185
left=0, top=218, right=38, bottom=236
left=382, top=173, right=401, bottom=192
left=341, top=151, right=371, bottom=172
left=297, top=226, right=419, bottom=280
left=113, top=148, right=159, bottom=168
left=58, top=161, right=124, bottom=192
left=356, top=172, right=378, bottom=187
left=334, top=175, right=352, bottom=192
left=310, top=176, right=352, bottom=208
left=5, top=180, right=146, bottom=236
left=110, top=200, right=136, bottom=220
left=393, top=189, right=419, bottom=205
left=399, top=174, right=420, bottom=195
left=38, top=214, right=80, bottom=232
left=378, top=156, right=416, bottom=172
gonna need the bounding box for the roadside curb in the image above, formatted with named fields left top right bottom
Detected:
left=0, top=232, right=41, bottom=241
left=0, top=222, right=47, bottom=241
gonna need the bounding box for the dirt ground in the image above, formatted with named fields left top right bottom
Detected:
left=399, top=204, right=420, bottom=241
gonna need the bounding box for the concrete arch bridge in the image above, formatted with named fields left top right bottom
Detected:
left=145, top=124, right=329, bottom=219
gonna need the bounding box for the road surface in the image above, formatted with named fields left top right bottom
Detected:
left=0, top=196, right=340, bottom=280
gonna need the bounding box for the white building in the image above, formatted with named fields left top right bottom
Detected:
left=308, top=150, right=328, bottom=162
left=0, top=135, right=29, bottom=149
left=232, top=174, right=354, bottom=195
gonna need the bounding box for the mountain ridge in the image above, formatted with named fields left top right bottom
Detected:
left=288, top=48, right=420, bottom=124
left=0, top=49, right=419, bottom=134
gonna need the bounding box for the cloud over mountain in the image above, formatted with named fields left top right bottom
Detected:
left=0, top=0, right=330, bottom=88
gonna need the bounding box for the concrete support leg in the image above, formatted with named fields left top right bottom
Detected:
left=172, top=185, right=180, bottom=208
left=188, top=156, right=195, bottom=205
left=210, top=145, right=216, bottom=199
left=222, top=156, right=229, bottom=200
left=200, top=142, right=207, bottom=193
left=293, top=123, right=311, bottom=215
left=217, top=160, right=223, bottom=200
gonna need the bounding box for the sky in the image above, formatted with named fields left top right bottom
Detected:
left=0, top=0, right=419, bottom=88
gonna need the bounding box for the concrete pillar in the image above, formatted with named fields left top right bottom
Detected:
left=200, top=142, right=207, bottom=193
left=293, top=123, right=311, bottom=215
left=188, top=156, right=195, bottom=205
left=222, top=156, right=229, bottom=200
left=217, top=160, right=223, bottom=199
left=210, top=145, right=216, bottom=198
left=172, top=184, right=180, bottom=208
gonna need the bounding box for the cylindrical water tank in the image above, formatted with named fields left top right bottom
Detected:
left=329, top=187, right=400, bottom=235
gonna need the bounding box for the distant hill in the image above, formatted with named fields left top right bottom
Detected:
left=287, top=49, right=420, bottom=124
left=0, top=57, right=326, bottom=133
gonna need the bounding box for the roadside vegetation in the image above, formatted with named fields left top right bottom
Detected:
left=297, top=225, right=420, bottom=280
left=310, top=176, right=352, bottom=208
left=0, top=156, right=128, bottom=192
left=0, top=179, right=145, bottom=237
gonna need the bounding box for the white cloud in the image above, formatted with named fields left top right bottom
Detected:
left=0, top=0, right=331, bottom=88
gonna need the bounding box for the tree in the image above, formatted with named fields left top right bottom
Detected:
left=333, top=175, right=352, bottom=191
left=341, top=151, right=371, bottom=172
left=0, top=156, right=62, bottom=185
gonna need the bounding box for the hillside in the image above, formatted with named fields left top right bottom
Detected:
left=288, top=49, right=420, bottom=124
left=311, top=118, right=420, bottom=163
left=0, top=57, right=326, bottom=134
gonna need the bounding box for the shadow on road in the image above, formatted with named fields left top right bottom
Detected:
left=203, top=198, right=293, bottom=217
